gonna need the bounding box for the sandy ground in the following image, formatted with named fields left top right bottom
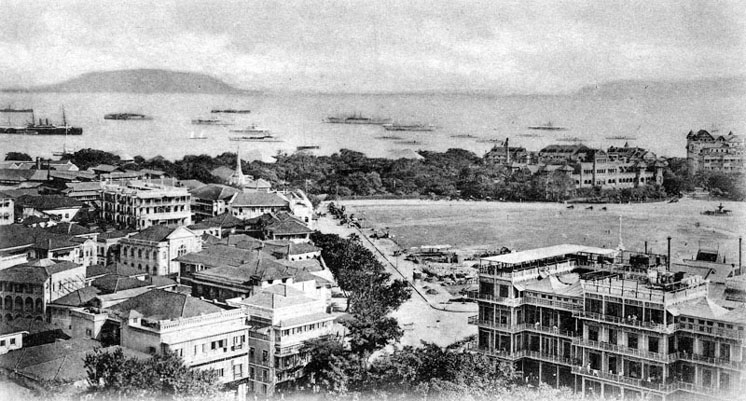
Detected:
left=317, top=214, right=478, bottom=348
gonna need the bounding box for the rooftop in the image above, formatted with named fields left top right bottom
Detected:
left=231, top=192, right=288, bottom=207
left=190, top=184, right=239, bottom=201
left=481, top=244, right=618, bottom=267
left=241, top=284, right=316, bottom=310
left=15, top=194, right=84, bottom=210
left=111, top=289, right=224, bottom=321
left=0, top=259, right=82, bottom=284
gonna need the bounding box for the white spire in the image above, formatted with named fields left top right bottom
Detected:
left=617, top=215, right=625, bottom=251
left=230, top=145, right=246, bottom=188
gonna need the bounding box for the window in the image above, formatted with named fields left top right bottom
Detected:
left=233, top=364, right=243, bottom=379
left=262, top=350, right=268, bottom=362
left=648, top=337, right=659, bottom=353
left=0, top=340, right=5, bottom=346
left=9, top=338, right=15, bottom=345
left=250, top=347, right=255, bottom=360
left=608, top=329, right=617, bottom=345
left=703, top=340, right=715, bottom=358
left=216, top=368, right=224, bottom=377
left=720, top=343, right=730, bottom=361
left=250, top=367, right=255, bottom=379
left=627, top=333, right=638, bottom=349
left=588, top=326, right=599, bottom=342
left=262, top=370, right=268, bottom=382
left=86, top=328, right=92, bottom=336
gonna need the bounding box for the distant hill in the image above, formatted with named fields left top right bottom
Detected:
left=2, top=69, right=254, bottom=94
left=575, top=76, right=746, bottom=98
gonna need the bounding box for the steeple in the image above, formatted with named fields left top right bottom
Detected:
left=229, top=145, right=246, bottom=188
left=617, top=215, right=625, bottom=251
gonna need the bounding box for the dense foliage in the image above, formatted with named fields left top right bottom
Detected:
left=5, top=151, right=32, bottom=161
left=83, top=348, right=224, bottom=401
left=310, top=232, right=411, bottom=357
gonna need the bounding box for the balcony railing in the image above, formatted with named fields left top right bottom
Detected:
left=572, top=366, right=677, bottom=393
left=466, top=291, right=522, bottom=306
left=673, top=352, right=744, bottom=370
left=474, top=348, right=579, bottom=365
left=574, top=311, right=675, bottom=333
left=674, top=322, right=746, bottom=342
left=523, top=295, right=583, bottom=311
left=470, top=318, right=580, bottom=339
left=573, top=338, right=676, bottom=362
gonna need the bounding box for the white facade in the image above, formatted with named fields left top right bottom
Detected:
left=101, top=180, right=192, bottom=230
left=120, top=226, right=202, bottom=276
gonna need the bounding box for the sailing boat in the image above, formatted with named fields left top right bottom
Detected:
left=189, top=130, right=208, bottom=140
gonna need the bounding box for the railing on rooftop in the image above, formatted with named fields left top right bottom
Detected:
left=470, top=319, right=580, bottom=339
left=573, top=338, right=676, bottom=363
left=572, top=366, right=677, bottom=392
left=574, top=311, right=675, bottom=333
left=466, top=290, right=522, bottom=306
left=674, top=322, right=746, bottom=341
left=673, top=352, right=744, bottom=370
left=523, top=295, right=583, bottom=311
left=582, top=277, right=708, bottom=305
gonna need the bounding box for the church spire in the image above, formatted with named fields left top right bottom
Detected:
left=230, top=145, right=246, bottom=188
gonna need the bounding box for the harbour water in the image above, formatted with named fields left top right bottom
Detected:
left=0, top=91, right=743, bottom=161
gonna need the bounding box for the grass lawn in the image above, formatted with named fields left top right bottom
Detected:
left=340, top=198, right=745, bottom=263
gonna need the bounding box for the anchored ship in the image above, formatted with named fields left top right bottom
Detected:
left=0, top=107, right=82, bottom=135
left=104, top=113, right=152, bottom=120
left=191, top=117, right=233, bottom=126
left=230, top=124, right=271, bottom=134
left=383, top=123, right=436, bottom=132
left=325, top=113, right=392, bottom=125
left=527, top=121, right=567, bottom=131
left=211, top=109, right=251, bottom=114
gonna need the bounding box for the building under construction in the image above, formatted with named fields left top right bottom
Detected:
left=469, top=241, right=745, bottom=400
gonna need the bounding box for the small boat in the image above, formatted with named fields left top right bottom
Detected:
left=476, top=138, right=503, bottom=143
left=558, top=136, right=583, bottom=142
left=0, top=106, right=33, bottom=113
left=191, top=117, right=232, bottom=126
left=383, top=123, right=436, bottom=132
left=518, top=133, right=540, bottom=137
left=229, top=135, right=282, bottom=142
left=395, top=140, right=420, bottom=145
left=450, top=134, right=477, bottom=138
left=296, top=145, right=320, bottom=151
left=230, top=124, right=270, bottom=134
left=606, top=135, right=637, bottom=140
left=104, top=113, right=152, bottom=120
left=189, top=131, right=208, bottom=140
left=528, top=121, right=567, bottom=131
left=377, top=135, right=403, bottom=140
left=211, top=109, right=251, bottom=114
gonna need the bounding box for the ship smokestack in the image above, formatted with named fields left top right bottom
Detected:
left=667, top=236, right=671, bottom=271
left=644, top=241, right=648, bottom=254
left=45, top=118, right=49, bottom=125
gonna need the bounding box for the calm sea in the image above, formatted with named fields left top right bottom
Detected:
left=0, top=91, right=744, bottom=162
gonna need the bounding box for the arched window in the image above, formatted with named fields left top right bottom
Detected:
left=138, top=264, right=142, bottom=270
left=130, top=248, right=135, bottom=257
left=5, top=314, right=12, bottom=322
left=35, top=299, right=43, bottom=313
left=177, top=245, right=187, bottom=257
left=138, top=249, right=143, bottom=258
left=3, top=296, right=11, bottom=310
left=25, top=297, right=33, bottom=313
left=14, top=296, right=23, bottom=311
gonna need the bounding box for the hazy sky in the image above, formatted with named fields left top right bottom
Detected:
left=1, top=0, right=744, bottom=93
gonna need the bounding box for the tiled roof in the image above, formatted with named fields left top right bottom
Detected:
left=0, top=225, right=85, bottom=251
left=199, top=212, right=246, bottom=228
left=266, top=219, right=313, bottom=235
left=211, top=166, right=236, bottom=181
left=64, top=182, right=103, bottom=191
left=178, top=179, right=205, bottom=190
left=129, top=225, right=179, bottom=242
left=97, top=229, right=136, bottom=240
left=669, top=297, right=733, bottom=321
left=0, top=260, right=82, bottom=284
left=242, top=284, right=315, bottom=310
left=198, top=255, right=295, bottom=283
left=278, top=311, right=336, bottom=328
left=231, top=192, right=288, bottom=207
left=190, top=184, right=239, bottom=201
left=0, top=169, right=36, bottom=182
left=50, top=286, right=102, bottom=307
left=0, top=316, right=68, bottom=336
left=43, top=223, right=93, bottom=236
left=15, top=195, right=84, bottom=210
left=111, top=289, right=224, bottom=321
left=92, top=274, right=151, bottom=294
left=264, top=240, right=319, bottom=256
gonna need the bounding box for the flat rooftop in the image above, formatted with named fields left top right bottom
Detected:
left=481, top=244, right=618, bottom=266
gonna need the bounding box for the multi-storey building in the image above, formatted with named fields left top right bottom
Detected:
left=71, top=289, right=250, bottom=396
left=686, top=130, right=744, bottom=174
left=572, top=148, right=665, bottom=189
left=230, top=284, right=337, bottom=396
left=0, top=259, right=86, bottom=323
left=190, top=184, right=240, bottom=220
left=229, top=192, right=290, bottom=220
left=0, top=225, right=97, bottom=267
left=470, top=244, right=745, bottom=401
left=119, top=225, right=201, bottom=276
left=101, top=180, right=191, bottom=230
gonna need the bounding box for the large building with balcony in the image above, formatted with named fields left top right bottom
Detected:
left=230, top=284, right=337, bottom=397
left=101, top=180, right=191, bottom=230
left=686, top=130, right=744, bottom=174
left=118, top=225, right=202, bottom=277
left=469, top=244, right=745, bottom=401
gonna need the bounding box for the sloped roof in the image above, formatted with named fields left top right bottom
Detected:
left=668, top=297, right=732, bottom=321
left=0, top=169, right=36, bottom=182
left=178, top=179, right=206, bottom=191
left=111, top=289, right=224, bottom=321
left=211, top=166, right=236, bottom=181
left=266, top=219, right=313, bottom=235
left=43, top=223, right=93, bottom=236
left=64, top=182, right=103, bottom=191
left=673, top=260, right=735, bottom=284
left=15, top=195, right=83, bottom=210
left=241, top=284, right=315, bottom=309
left=50, top=286, right=102, bottom=307
left=92, top=274, right=151, bottom=294
left=199, top=255, right=295, bottom=284
left=231, top=192, right=288, bottom=207
left=199, top=212, right=246, bottom=228
left=523, top=275, right=583, bottom=297
left=129, top=225, right=186, bottom=242
left=190, top=184, right=239, bottom=201
left=264, top=240, right=319, bottom=256
left=481, top=244, right=617, bottom=266
left=0, top=260, right=82, bottom=284
left=0, top=225, right=85, bottom=251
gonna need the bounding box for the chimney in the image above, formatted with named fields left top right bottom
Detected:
left=667, top=236, right=671, bottom=271
left=644, top=241, right=648, bottom=254
left=36, top=157, right=41, bottom=170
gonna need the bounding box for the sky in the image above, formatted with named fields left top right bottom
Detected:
left=0, top=0, right=744, bottom=93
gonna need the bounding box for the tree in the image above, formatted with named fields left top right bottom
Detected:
left=62, top=148, right=121, bottom=170
left=84, top=348, right=223, bottom=400
left=5, top=151, right=32, bottom=161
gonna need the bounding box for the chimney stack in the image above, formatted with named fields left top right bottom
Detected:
left=644, top=241, right=648, bottom=254
left=505, top=137, right=510, bottom=164
left=667, top=236, right=672, bottom=271
left=36, top=157, right=40, bottom=170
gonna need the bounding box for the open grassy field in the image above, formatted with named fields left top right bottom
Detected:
left=340, top=198, right=746, bottom=263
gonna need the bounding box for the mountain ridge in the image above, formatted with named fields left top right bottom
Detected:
left=1, top=69, right=256, bottom=94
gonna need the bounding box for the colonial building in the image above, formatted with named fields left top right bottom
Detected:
left=0, top=225, right=97, bottom=267
left=231, top=284, right=337, bottom=396
left=14, top=195, right=84, bottom=223
left=119, top=225, right=202, bottom=276
left=0, top=259, right=86, bottom=322
left=229, top=192, right=290, bottom=220
left=686, top=130, right=744, bottom=174
left=572, top=148, right=665, bottom=189
left=101, top=180, right=191, bottom=230
left=469, top=243, right=745, bottom=401
left=190, top=184, right=239, bottom=220
left=0, top=195, right=13, bottom=225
